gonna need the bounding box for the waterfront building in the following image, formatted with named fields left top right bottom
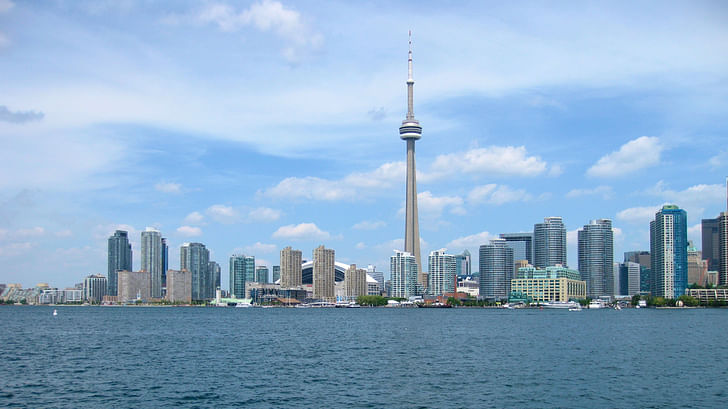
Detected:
left=703, top=212, right=728, bottom=286
left=719, top=211, right=728, bottom=286
left=511, top=266, right=586, bottom=302
left=618, top=262, right=641, bottom=296
left=117, top=270, right=151, bottom=303
left=499, top=233, right=533, bottom=265
left=161, top=237, right=168, bottom=288
left=366, top=274, right=381, bottom=295
left=345, top=264, right=367, bottom=300
left=166, top=269, right=191, bottom=303
left=399, top=33, right=424, bottom=287
left=107, top=230, right=132, bottom=297
left=209, top=261, right=221, bottom=292
left=650, top=205, right=688, bottom=299
left=455, top=250, right=472, bottom=277
left=280, top=246, right=302, bottom=288
left=687, top=242, right=708, bottom=286
left=272, top=265, right=281, bottom=283
left=181, top=242, right=210, bottom=300
left=686, top=288, right=728, bottom=303
left=141, top=227, right=163, bottom=298
left=83, top=274, right=107, bottom=303
left=578, top=219, right=614, bottom=298
left=229, top=254, right=255, bottom=299
left=457, top=276, right=479, bottom=298
left=479, top=239, right=515, bottom=301
left=313, top=245, right=335, bottom=302
left=427, top=249, right=457, bottom=296
left=624, top=251, right=651, bottom=293
left=366, top=266, right=385, bottom=289
left=390, top=250, right=419, bottom=299
left=255, top=266, right=269, bottom=283
left=533, top=217, right=567, bottom=268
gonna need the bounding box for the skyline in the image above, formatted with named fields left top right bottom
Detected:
left=1, top=1, right=728, bottom=288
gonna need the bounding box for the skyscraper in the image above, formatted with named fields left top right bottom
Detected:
left=455, top=250, right=471, bottom=276
left=313, top=245, right=335, bottom=302
left=272, top=266, right=281, bottom=284
left=83, top=274, right=107, bottom=303
left=344, top=264, right=367, bottom=300
left=161, top=237, right=168, bottom=289
left=533, top=217, right=567, bottom=268
left=428, top=249, right=457, bottom=296
left=499, top=233, right=533, bottom=265
left=255, top=266, right=269, bottom=283
left=107, top=230, right=132, bottom=297
left=619, top=262, right=641, bottom=296
left=719, top=212, right=728, bottom=286
left=624, top=250, right=651, bottom=293
left=229, top=254, right=255, bottom=299
left=208, top=261, right=221, bottom=293
left=390, top=250, right=419, bottom=299
left=141, top=227, right=163, bottom=298
left=400, top=32, right=424, bottom=287
left=650, top=205, right=688, bottom=299
left=280, top=247, right=302, bottom=288
left=181, top=242, right=210, bottom=300
left=578, top=219, right=614, bottom=298
left=702, top=217, right=720, bottom=271
left=479, top=238, right=515, bottom=301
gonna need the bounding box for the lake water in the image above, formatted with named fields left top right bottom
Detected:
left=1, top=306, right=726, bottom=408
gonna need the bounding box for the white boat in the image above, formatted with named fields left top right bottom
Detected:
left=542, top=301, right=579, bottom=309
left=614, top=304, right=622, bottom=310
left=53, top=309, right=58, bottom=316
left=235, top=302, right=252, bottom=308
left=588, top=300, right=603, bottom=309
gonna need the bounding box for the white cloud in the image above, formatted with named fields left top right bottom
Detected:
left=709, top=151, right=727, bottom=169
left=189, top=0, right=323, bottom=63
left=94, top=224, right=140, bottom=240
left=566, top=185, right=613, bottom=199
left=647, top=180, right=725, bottom=218
left=243, top=242, right=277, bottom=254
left=206, top=204, right=241, bottom=224
left=355, top=242, right=366, bottom=249
left=247, top=207, right=282, bottom=222
left=616, top=205, right=661, bottom=224
left=262, top=162, right=403, bottom=201
left=353, top=220, right=386, bottom=230
left=687, top=224, right=701, bottom=241
left=155, top=182, right=182, bottom=194
left=566, top=229, right=579, bottom=247
left=446, top=231, right=496, bottom=251
left=184, top=211, right=205, bottom=224
left=176, top=225, right=202, bottom=237
left=15, top=227, right=45, bottom=237
left=430, top=146, right=549, bottom=178
left=468, top=184, right=531, bottom=205
left=272, top=222, right=330, bottom=241
left=587, top=136, right=663, bottom=177
left=548, top=164, right=564, bottom=177
left=415, top=191, right=465, bottom=217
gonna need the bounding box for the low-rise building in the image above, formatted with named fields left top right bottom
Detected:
left=686, top=288, right=728, bottom=303
left=510, top=266, right=586, bottom=302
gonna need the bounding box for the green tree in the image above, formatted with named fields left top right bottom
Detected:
left=678, top=295, right=699, bottom=307
left=631, top=294, right=641, bottom=306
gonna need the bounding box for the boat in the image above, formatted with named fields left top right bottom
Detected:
left=347, top=302, right=361, bottom=308
left=235, top=302, right=252, bottom=308
left=588, top=300, right=603, bottom=309
left=614, top=304, right=622, bottom=310
left=542, top=301, right=579, bottom=309
left=53, top=309, right=58, bottom=316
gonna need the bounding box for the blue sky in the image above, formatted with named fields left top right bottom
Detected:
left=1, top=0, right=727, bottom=288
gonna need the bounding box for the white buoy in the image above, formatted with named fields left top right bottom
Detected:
left=53, top=309, right=57, bottom=316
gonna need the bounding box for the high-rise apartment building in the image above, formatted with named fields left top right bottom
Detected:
left=479, top=238, right=515, bottom=300
left=229, top=254, right=255, bottom=299
left=118, top=270, right=151, bottom=303
left=650, top=205, right=688, bottom=299
left=313, top=245, right=335, bottom=302
left=533, top=217, right=567, bottom=268
left=83, top=274, right=107, bottom=303
left=719, top=212, right=728, bottom=286
left=280, top=247, right=302, bottom=288
left=702, top=217, right=720, bottom=271
left=166, top=269, right=191, bottom=303
left=454, top=250, right=471, bottom=277
left=578, top=219, right=614, bottom=298
left=107, top=230, right=132, bottom=297
left=344, top=264, right=367, bottom=300
left=390, top=250, right=419, bottom=299
left=272, top=266, right=281, bottom=284
left=618, top=262, right=641, bottom=296
left=141, top=228, right=163, bottom=298
left=208, top=261, right=221, bottom=292
left=255, top=266, right=269, bottom=283
left=161, top=238, right=168, bottom=289
left=624, top=250, right=651, bottom=293
left=181, top=242, right=210, bottom=300
left=500, top=233, right=533, bottom=265
left=687, top=241, right=707, bottom=286
left=427, top=249, right=457, bottom=296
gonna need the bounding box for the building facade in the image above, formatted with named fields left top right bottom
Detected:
left=83, top=274, right=107, bottom=303
left=719, top=212, right=728, bottom=286
left=255, top=266, right=269, bottom=283
left=117, top=270, right=151, bottom=303
left=161, top=237, right=168, bottom=289
left=181, top=242, right=210, bottom=300
left=166, top=269, right=191, bottom=303
left=455, top=250, right=471, bottom=277
left=618, top=262, right=641, bottom=296
left=578, top=219, right=614, bottom=298
left=390, top=250, right=419, bottom=299
left=272, top=265, right=281, bottom=284
left=500, top=233, right=533, bottom=265
left=687, top=242, right=707, bottom=286
left=344, top=264, right=367, bottom=300
left=428, top=249, right=457, bottom=296
left=229, top=254, right=255, bottom=299
left=208, top=261, right=221, bottom=293
left=313, top=245, right=335, bottom=302
left=650, top=205, right=688, bottom=299
left=107, top=230, right=132, bottom=297
left=280, top=247, right=303, bottom=288
left=479, top=238, right=515, bottom=301
left=511, top=266, right=586, bottom=302
left=141, top=227, right=163, bottom=298
left=533, top=217, right=567, bottom=268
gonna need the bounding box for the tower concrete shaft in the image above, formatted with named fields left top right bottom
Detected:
left=399, top=32, right=423, bottom=285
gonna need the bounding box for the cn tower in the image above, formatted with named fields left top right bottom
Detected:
left=399, top=32, right=424, bottom=286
